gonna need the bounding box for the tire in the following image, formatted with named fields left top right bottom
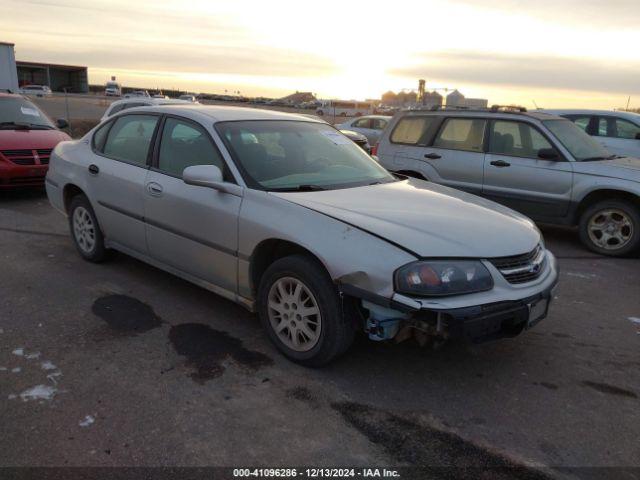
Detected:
left=257, top=254, right=356, bottom=367
left=578, top=199, right=640, bottom=257
left=68, top=194, right=109, bottom=262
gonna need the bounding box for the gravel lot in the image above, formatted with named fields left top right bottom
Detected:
left=0, top=189, right=639, bottom=479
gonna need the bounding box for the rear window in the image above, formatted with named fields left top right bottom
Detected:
left=390, top=116, right=434, bottom=145
left=433, top=118, right=486, bottom=152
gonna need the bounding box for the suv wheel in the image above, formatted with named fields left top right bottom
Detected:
left=579, top=199, right=640, bottom=256
left=257, top=255, right=355, bottom=366
left=68, top=194, right=109, bottom=262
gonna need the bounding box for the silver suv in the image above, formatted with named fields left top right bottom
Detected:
left=376, top=107, right=640, bottom=256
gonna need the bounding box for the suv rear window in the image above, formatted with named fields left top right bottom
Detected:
left=433, top=118, right=486, bottom=152
left=390, top=117, right=434, bottom=145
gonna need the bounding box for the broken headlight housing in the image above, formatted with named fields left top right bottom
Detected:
left=395, top=260, right=494, bottom=297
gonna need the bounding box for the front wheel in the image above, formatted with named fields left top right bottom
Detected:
left=578, top=199, right=640, bottom=256
left=257, top=255, right=355, bottom=366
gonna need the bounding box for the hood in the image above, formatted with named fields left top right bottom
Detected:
left=574, top=156, right=640, bottom=182
left=272, top=179, right=541, bottom=258
left=0, top=129, right=70, bottom=151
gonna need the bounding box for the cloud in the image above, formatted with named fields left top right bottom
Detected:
left=454, top=0, right=640, bottom=28
left=390, top=51, right=640, bottom=96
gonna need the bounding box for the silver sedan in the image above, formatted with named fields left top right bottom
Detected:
left=46, top=105, right=558, bottom=365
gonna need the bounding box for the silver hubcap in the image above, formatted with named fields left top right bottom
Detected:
left=72, top=206, right=96, bottom=254
left=588, top=208, right=634, bottom=251
left=267, top=277, right=321, bottom=352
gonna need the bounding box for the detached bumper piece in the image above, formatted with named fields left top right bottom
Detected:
left=441, top=283, right=555, bottom=343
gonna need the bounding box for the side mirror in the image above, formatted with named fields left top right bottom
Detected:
left=56, top=118, right=69, bottom=129
left=183, top=165, right=243, bottom=197
left=538, top=148, right=559, bottom=160
left=635, top=132, right=640, bottom=140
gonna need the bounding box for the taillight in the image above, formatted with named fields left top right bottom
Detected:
left=371, top=142, right=379, bottom=156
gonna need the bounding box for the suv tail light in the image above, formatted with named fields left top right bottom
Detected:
left=371, top=142, right=379, bottom=156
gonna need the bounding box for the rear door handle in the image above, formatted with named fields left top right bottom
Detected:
left=490, top=160, right=511, bottom=168
left=424, top=153, right=441, bottom=159
left=88, top=164, right=99, bottom=175
left=146, top=182, right=163, bottom=196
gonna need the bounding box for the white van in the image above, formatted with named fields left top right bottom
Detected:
left=105, top=81, right=121, bottom=97
left=316, top=100, right=373, bottom=117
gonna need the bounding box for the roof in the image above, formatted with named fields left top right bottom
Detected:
left=127, top=105, right=326, bottom=123
left=0, top=41, right=15, bottom=47
left=16, top=60, right=87, bottom=70
left=401, top=106, right=562, bottom=121
left=542, top=109, right=640, bottom=121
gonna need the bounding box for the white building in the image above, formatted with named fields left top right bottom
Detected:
left=0, top=41, right=19, bottom=93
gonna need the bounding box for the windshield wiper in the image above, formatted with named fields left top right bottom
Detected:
left=0, top=122, right=53, bottom=130
left=270, top=184, right=327, bottom=192
left=581, top=154, right=617, bottom=162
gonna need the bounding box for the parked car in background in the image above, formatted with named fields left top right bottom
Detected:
left=45, top=105, right=557, bottom=365
left=543, top=109, right=640, bottom=158
left=178, top=94, right=198, bottom=102
left=104, top=81, right=121, bottom=97
left=20, top=85, right=52, bottom=97
left=316, top=100, right=373, bottom=117
left=0, top=93, right=70, bottom=188
left=375, top=107, right=640, bottom=256
left=336, top=115, right=392, bottom=144
left=339, top=129, right=371, bottom=154
left=152, top=93, right=169, bottom=99
left=100, top=98, right=195, bottom=121
left=124, top=90, right=150, bottom=99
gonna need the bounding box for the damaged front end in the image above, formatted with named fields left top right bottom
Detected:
left=340, top=280, right=556, bottom=346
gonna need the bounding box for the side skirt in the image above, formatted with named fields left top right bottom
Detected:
left=105, top=240, right=256, bottom=312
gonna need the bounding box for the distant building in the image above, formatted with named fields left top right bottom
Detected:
left=16, top=60, right=88, bottom=93
left=464, top=97, right=488, bottom=109
left=446, top=89, right=465, bottom=107
left=397, top=91, right=417, bottom=107
left=381, top=90, right=397, bottom=105
left=422, top=91, right=443, bottom=108
left=280, top=91, right=316, bottom=104
left=0, top=42, right=19, bottom=92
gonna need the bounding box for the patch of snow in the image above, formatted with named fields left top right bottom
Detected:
left=11, top=367, right=21, bottom=373
left=79, top=415, right=95, bottom=427
left=19, top=385, right=57, bottom=402
left=47, top=371, right=62, bottom=384
left=0, top=328, right=4, bottom=334
left=0, top=367, right=6, bottom=371
left=12, top=348, right=24, bottom=356
left=628, top=317, right=640, bottom=325
left=8, top=394, right=17, bottom=400
left=25, top=352, right=41, bottom=360
left=41, top=361, right=57, bottom=371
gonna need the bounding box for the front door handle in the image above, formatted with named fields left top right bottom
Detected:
left=490, top=160, right=511, bottom=168
left=146, top=182, right=163, bottom=196
left=424, top=153, right=441, bottom=159
left=88, top=164, right=99, bottom=175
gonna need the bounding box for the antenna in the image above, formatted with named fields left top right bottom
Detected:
left=532, top=100, right=539, bottom=109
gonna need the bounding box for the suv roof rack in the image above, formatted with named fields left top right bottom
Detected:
left=404, top=104, right=529, bottom=114
left=489, top=104, right=528, bottom=112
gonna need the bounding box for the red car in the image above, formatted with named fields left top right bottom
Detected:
left=0, top=93, right=70, bottom=188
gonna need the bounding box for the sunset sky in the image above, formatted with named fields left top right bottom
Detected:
left=2, top=0, right=638, bottom=109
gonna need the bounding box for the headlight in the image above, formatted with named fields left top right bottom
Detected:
left=395, top=260, right=494, bottom=297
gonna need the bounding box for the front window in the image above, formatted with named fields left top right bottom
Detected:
left=544, top=119, right=612, bottom=161
left=157, top=117, right=228, bottom=178
left=0, top=97, right=55, bottom=129
left=216, top=120, right=395, bottom=191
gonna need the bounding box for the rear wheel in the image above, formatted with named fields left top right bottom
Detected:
left=68, top=194, right=109, bottom=262
left=257, top=255, right=355, bottom=366
left=578, top=199, right=640, bottom=256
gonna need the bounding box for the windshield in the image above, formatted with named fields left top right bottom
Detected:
left=543, top=119, right=612, bottom=161
left=216, top=120, right=395, bottom=191
left=0, top=97, right=55, bottom=128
